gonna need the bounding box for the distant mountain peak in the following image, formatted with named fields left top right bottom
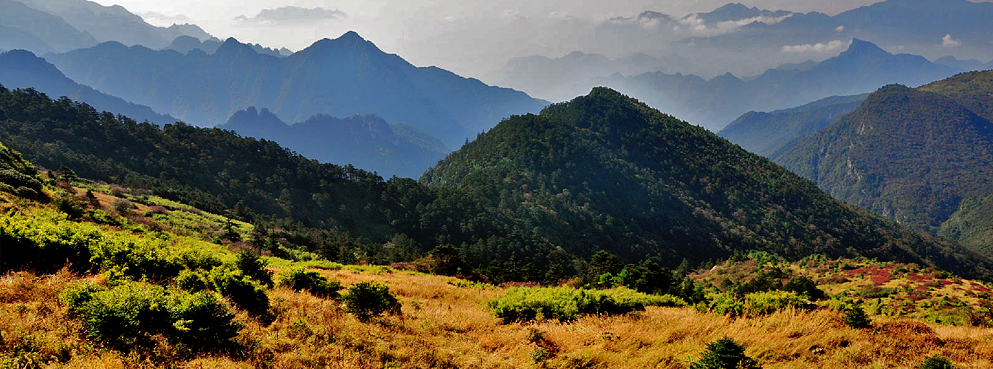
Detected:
left=304, top=31, right=381, bottom=55
left=840, top=39, right=888, bottom=58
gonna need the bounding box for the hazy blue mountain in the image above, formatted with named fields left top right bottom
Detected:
left=934, top=56, right=993, bottom=72
left=599, top=39, right=959, bottom=131
left=165, top=36, right=290, bottom=58
left=15, top=0, right=212, bottom=49
left=47, top=31, right=547, bottom=148
left=0, top=0, right=97, bottom=53
left=719, top=93, right=868, bottom=156
left=695, top=3, right=792, bottom=24
left=771, top=73, right=993, bottom=257
left=0, top=49, right=176, bottom=125
left=220, top=107, right=448, bottom=178
left=678, top=0, right=993, bottom=66
left=486, top=51, right=692, bottom=102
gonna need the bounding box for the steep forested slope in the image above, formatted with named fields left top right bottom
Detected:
left=773, top=78, right=993, bottom=257
left=422, top=87, right=991, bottom=279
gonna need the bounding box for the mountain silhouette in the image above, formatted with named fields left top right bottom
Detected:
left=220, top=107, right=448, bottom=178
left=48, top=31, right=547, bottom=148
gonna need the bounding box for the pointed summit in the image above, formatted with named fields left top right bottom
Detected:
left=839, top=39, right=889, bottom=58
left=302, top=31, right=381, bottom=55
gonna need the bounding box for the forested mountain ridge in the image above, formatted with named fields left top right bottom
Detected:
left=772, top=75, right=993, bottom=257
left=45, top=31, right=548, bottom=148
left=3, top=83, right=991, bottom=281
left=220, top=107, right=448, bottom=178
left=422, top=87, right=992, bottom=279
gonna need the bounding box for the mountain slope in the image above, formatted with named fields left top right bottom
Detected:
left=220, top=107, right=448, bottom=178
left=46, top=31, right=548, bottom=148
left=0, top=50, right=176, bottom=125
left=600, top=39, right=959, bottom=131
left=421, top=87, right=991, bottom=279
left=16, top=0, right=211, bottom=49
left=772, top=82, right=993, bottom=249
left=0, top=0, right=98, bottom=53
left=719, top=93, right=868, bottom=156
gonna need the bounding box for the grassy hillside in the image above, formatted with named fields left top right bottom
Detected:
left=3, top=141, right=993, bottom=368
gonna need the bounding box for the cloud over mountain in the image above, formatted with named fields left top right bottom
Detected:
left=782, top=40, right=848, bottom=54
left=235, top=6, right=347, bottom=26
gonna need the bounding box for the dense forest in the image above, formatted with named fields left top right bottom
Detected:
left=2, top=84, right=991, bottom=282
left=772, top=72, right=993, bottom=258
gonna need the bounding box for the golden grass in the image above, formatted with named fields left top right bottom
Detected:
left=3, top=267, right=993, bottom=368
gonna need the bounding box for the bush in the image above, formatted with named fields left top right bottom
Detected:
left=488, top=286, right=684, bottom=322
left=236, top=250, right=273, bottom=287
left=343, top=281, right=402, bottom=322
left=783, top=275, right=825, bottom=300
left=918, top=355, right=954, bottom=369
left=61, top=281, right=242, bottom=353
left=743, top=291, right=808, bottom=317
left=278, top=268, right=342, bottom=298
left=690, top=337, right=761, bottom=369
left=844, top=306, right=872, bottom=329
left=209, top=269, right=270, bottom=317
left=705, top=293, right=744, bottom=318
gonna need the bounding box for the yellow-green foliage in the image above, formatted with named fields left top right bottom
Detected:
left=487, top=286, right=685, bottom=322
left=743, top=290, right=809, bottom=317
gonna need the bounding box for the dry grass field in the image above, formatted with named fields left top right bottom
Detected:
left=4, top=264, right=993, bottom=368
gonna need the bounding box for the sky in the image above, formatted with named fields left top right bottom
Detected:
left=90, top=0, right=993, bottom=78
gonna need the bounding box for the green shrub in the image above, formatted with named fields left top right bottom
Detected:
left=61, top=281, right=242, bottom=353
left=278, top=268, right=343, bottom=298
left=176, top=269, right=209, bottom=292
left=209, top=269, right=270, bottom=317
left=743, top=291, right=808, bottom=317
left=168, top=291, right=244, bottom=352
left=844, top=306, right=872, bottom=329
left=918, top=355, right=954, bottom=369
left=343, top=281, right=402, bottom=322
left=690, top=337, right=761, bottom=369
left=487, top=287, right=684, bottom=323
left=783, top=275, right=825, bottom=300
left=706, top=293, right=744, bottom=318
left=178, top=250, right=224, bottom=272
left=236, top=250, right=273, bottom=287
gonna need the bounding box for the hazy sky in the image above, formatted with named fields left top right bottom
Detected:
left=90, top=0, right=993, bottom=77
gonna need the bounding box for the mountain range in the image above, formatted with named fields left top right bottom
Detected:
left=596, top=39, right=958, bottom=131
left=0, top=49, right=176, bottom=125
left=0, top=0, right=211, bottom=54
left=4, top=84, right=989, bottom=280
left=220, top=107, right=448, bottom=178
left=771, top=71, right=993, bottom=257
left=46, top=31, right=548, bottom=148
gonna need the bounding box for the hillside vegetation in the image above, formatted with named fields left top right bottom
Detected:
left=3, top=120, right=993, bottom=367
left=3, top=84, right=991, bottom=284
left=773, top=71, right=993, bottom=257
left=422, top=87, right=992, bottom=280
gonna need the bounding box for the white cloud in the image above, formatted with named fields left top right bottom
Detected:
left=835, top=25, right=844, bottom=32
left=139, top=11, right=191, bottom=27
left=942, top=34, right=962, bottom=47
left=781, top=40, right=847, bottom=53
left=234, top=6, right=347, bottom=26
